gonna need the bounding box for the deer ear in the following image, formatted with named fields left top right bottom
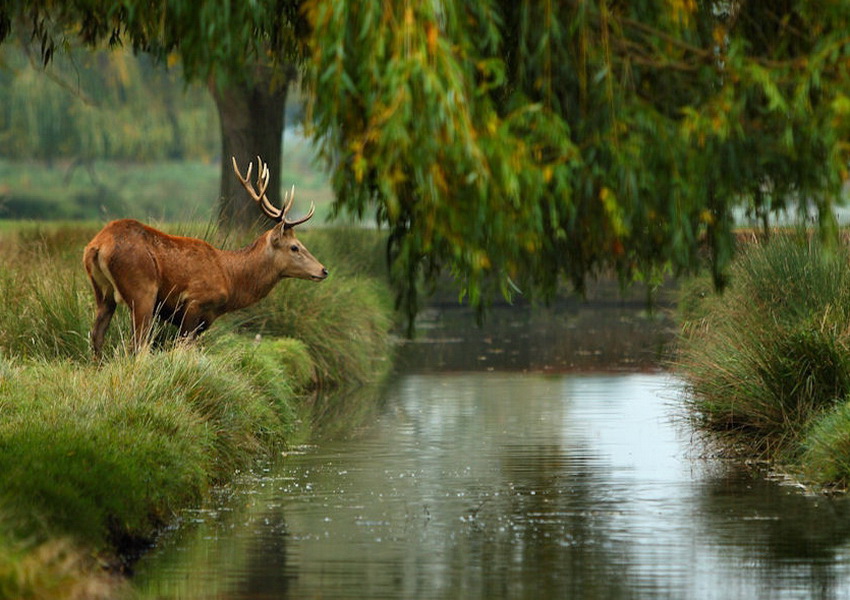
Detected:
left=271, top=222, right=291, bottom=246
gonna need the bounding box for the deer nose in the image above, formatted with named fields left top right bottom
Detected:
left=322, top=268, right=329, bottom=277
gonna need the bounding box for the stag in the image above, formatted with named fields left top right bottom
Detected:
left=83, top=156, right=328, bottom=357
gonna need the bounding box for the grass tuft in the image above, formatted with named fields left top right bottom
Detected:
left=678, top=234, right=850, bottom=483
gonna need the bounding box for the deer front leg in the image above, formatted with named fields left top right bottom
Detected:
left=177, top=302, right=214, bottom=343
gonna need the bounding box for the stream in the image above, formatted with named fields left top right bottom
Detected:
left=134, top=299, right=850, bottom=599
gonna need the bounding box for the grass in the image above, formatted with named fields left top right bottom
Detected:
left=0, top=535, right=126, bottom=600
left=0, top=159, right=219, bottom=222
left=0, top=221, right=396, bottom=599
left=0, top=347, right=295, bottom=545
left=678, top=233, right=850, bottom=487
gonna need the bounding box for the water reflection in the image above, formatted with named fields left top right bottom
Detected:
left=134, top=372, right=850, bottom=599
left=696, top=470, right=850, bottom=599
left=402, top=300, right=675, bottom=373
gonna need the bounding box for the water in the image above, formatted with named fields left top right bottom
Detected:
left=134, top=302, right=850, bottom=599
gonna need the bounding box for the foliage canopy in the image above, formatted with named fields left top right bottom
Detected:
left=307, top=1, right=850, bottom=320
left=4, top=1, right=850, bottom=319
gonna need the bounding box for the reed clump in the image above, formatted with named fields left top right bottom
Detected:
left=678, top=234, right=850, bottom=486
left=0, top=223, right=396, bottom=599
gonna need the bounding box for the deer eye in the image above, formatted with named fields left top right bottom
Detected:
left=290, top=244, right=300, bottom=252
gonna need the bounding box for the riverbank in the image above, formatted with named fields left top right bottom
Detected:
left=0, top=224, right=396, bottom=599
left=678, top=233, right=850, bottom=491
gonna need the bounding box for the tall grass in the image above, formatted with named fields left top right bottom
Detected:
left=0, top=225, right=95, bottom=360
left=0, top=222, right=396, bottom=598
left=678, top=234, right=850, bottom=484
left=0, top=224, right=395, bottom=381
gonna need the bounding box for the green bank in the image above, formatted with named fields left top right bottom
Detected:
left=0, top=224, right=395, bottom=599
left=678, top=233, right=850, bottom=491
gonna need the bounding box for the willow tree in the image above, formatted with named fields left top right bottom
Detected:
left=307, top=1, right=850, bottom=319
left=0, top=0, right=307, bottom=227
left=4, top=1, right=850, bottom=319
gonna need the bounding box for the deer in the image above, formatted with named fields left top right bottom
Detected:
left=83, top=156, right=328, bottom=357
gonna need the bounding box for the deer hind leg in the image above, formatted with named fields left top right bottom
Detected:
left=127, top=292, right=157, bottom=353
left=91, top=295, right=117, bottom=358
left=84, top=247, right=117, bottom=358
left=106, top=276, right=157, bottom=354
left=101, top=250, right=158, bottom=355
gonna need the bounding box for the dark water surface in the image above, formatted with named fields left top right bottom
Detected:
left=134, top=302, right=850, bottom=599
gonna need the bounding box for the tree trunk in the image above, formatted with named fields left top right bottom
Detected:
left=210, top=64, right=295, bottom=230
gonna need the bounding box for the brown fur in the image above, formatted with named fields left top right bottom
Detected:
left=83, top=218, right=327, bottom=356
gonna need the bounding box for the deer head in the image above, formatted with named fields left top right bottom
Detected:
left=232, top=156, right=327, bottom=281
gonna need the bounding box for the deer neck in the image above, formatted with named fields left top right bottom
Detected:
left=221, top=232, right=281, bottom=310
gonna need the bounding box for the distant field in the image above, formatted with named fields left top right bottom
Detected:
left=0, top=137, right=335, bottom=224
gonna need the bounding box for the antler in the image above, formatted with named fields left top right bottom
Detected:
left=231, top=156, right=315, bottom=228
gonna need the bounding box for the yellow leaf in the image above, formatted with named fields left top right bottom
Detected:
left=477, top=252, right=491, bottom=270
left=353, top=153, right=365, bottom=183
left=667, top=0, right=696, bottom=26
left=600, top=187, right=627, bottom=236
left=712, top=26, right=726, bottom=47
left=711, top=115, right=724, bottom=133
left=426, top=22, right=438, bottom=56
